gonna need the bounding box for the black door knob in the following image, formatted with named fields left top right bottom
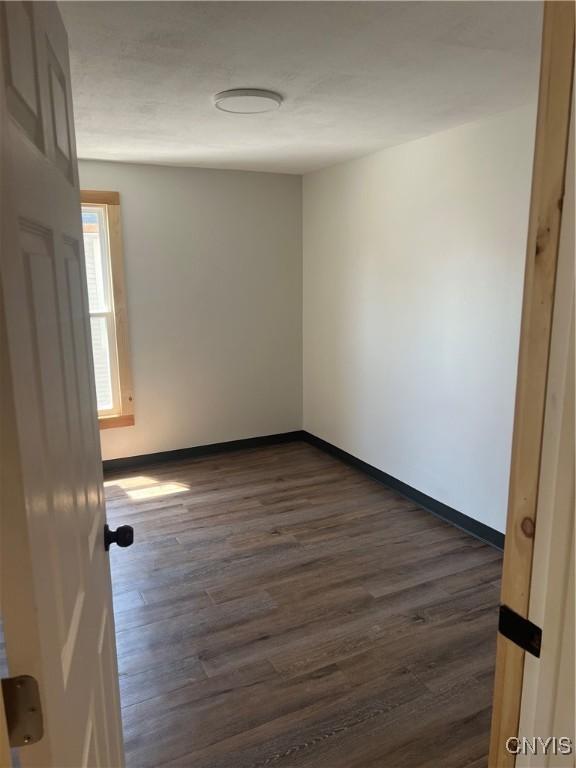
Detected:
left=104, top=523, right=134, bottom=551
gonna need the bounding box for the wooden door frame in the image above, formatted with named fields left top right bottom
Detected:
left=489, top=2, right=575, bottom=766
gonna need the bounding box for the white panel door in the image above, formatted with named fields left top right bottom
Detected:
left=0, top=2, right=124, bottom=766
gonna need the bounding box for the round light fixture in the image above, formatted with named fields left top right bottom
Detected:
left=214, top=88, right=283, bottom=114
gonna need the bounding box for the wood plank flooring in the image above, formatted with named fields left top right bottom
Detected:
left=105, top=441, right=502, bottom=768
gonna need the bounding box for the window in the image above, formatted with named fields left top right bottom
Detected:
left=81, top=190, right=134, bottom=429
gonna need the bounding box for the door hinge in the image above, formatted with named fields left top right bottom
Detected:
left=499, top=605, right=542, bottom=658
left=1, top=675, right=44, bottom=747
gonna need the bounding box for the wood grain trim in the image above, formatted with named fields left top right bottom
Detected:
left=99, top=414, right=135, bottom=430
left=106, top=203, right=135, bottom=421
left=81, top=190, right=120, bottom=206
left=488, top=3, right=575, bottom=766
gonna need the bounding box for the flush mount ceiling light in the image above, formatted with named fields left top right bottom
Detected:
left=214, top=88, right=283, bottom=114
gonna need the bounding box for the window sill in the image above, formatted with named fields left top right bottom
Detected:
left=99, top=414, right=135, bottom=430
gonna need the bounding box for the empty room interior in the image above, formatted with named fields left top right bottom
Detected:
left=3, top=1, right=574, bottom=767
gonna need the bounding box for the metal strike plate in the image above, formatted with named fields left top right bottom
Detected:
left=1, top=675, right=44, bottom=747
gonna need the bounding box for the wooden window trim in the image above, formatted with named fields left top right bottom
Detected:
left=99, top=414, right=135, bottom=430
left=82, top=190, right=120, bottom=206
left=81, top=190, right=135, bottom=430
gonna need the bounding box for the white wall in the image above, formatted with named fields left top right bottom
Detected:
left=83, top=106, right=535, bottom=531
left=303, top=105, right=537, bottom=533
left=79, top=161, right=302, bottom=461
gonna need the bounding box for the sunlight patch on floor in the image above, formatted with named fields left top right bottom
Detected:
left=127, top=482, right=189, bottom=500
left=104, top=475, right=157, bottom=490
left=104, top=475, right=189, bottom=500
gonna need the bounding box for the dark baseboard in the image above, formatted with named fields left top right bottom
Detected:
left=103, top=427, right=504, bottom=551
left=302, top=431, right=505, bottom=551
left=102, top=430, right=306, bottom=474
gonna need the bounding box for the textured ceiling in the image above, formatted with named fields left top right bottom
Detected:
left=61, top=1, right=542, bottom=174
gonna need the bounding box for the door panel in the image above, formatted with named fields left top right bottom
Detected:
left=2, top=2, right=43, bottom=149
left=47, top=42, right=73, bottom=179
left=0, top=2, right=124, bottom=766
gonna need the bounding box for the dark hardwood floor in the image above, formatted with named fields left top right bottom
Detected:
left=105, top=441, right=502, bottom=768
